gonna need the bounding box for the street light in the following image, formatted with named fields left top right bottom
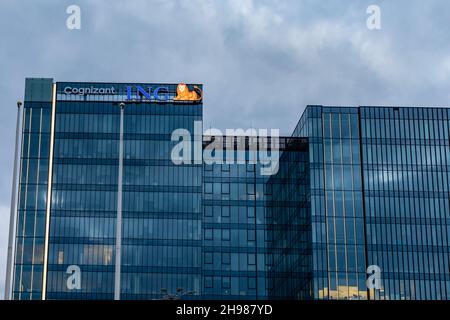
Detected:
left=5, top=101, right=22, bottom=300
left=114, top=102, right=126, bottom=300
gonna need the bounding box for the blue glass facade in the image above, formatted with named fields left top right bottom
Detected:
left=361, top=107, right=450, bottom=300
left=10, top=78, right=450, bottom=300
left=293, top=105, right=450, bottom=300
left=267, top=138, right=311, bottom=299
left=293, top=106, right=367, bottom=299
left=202, top=157, right=267, bottom=299
left=202, top=137, right=308, bottom=299
left=13, top=78, right=52, bottom=300
left=48, top=82, right=202, bottom=299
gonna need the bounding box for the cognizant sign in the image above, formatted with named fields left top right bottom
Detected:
left=63, top=86, right=116, bottom=95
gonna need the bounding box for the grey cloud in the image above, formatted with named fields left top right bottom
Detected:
left=1, top=0, right=450, bottom=298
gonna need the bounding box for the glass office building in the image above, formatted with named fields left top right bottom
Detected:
left=202, top=136, right=308, bottom=300
left=292, top=105, right=450, bottom=300
left=9, top=78, right=450, bottom=300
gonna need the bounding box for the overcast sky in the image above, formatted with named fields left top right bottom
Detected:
left=1, top=0, right=450, bottom=298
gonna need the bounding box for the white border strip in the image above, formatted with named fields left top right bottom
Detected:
left=42, top=83, right=56, bottom=300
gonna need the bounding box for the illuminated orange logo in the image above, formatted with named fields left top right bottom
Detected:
left=174, top=83, right=203, bottom=102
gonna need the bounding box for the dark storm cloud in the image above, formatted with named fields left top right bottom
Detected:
left=1, top=0, right=450, bottom=297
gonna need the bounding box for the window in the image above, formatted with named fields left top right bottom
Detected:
left=204, top=229, right=213, bottom=240
left=205, top=206, right=213, bottom=217
left=222, top=229, right=230, bottom=241
left=205, top=183, right=213, bottom=194
left=222, top=277, right=231, bottom=289
left=332, top=114, right=341, bottom=139
left=205, top=276, right=213, bottom=288
left=222, top=206, right=230, bottom=217
left=265, top=208, right=273, bottom=219
left=222, top=183, right=230, bottom=194
left=247, top=230, right=256, bottom=241
left=248, top=277, right=256, bottom=289
left=213, top=183, right=221, bottom=195
left=204, top=252, right=213, bottom=264
left=247, top=207, right=255, bottom=218
left=265, top=253, right=273, bottom=266
left=222, top=253, right=231, bottom=264
left=248, top=253, right=256, bottom=265
left=323, top=113, right=331, bottom=138
left=350, top=114, right=359, bottom=139
left=344, top=115, right=353, bottom=140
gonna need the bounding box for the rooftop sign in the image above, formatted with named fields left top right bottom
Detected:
left=63, top=86, right=116, bottom=95
left=61, top=83, right=203, bottom=103
left=126, top=83, right=202, bottom=102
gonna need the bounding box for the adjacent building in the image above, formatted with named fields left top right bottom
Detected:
left=8, top=78, right=450, bottom=300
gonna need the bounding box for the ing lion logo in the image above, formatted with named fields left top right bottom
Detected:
left=174, top=83, right=203, bottom=102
